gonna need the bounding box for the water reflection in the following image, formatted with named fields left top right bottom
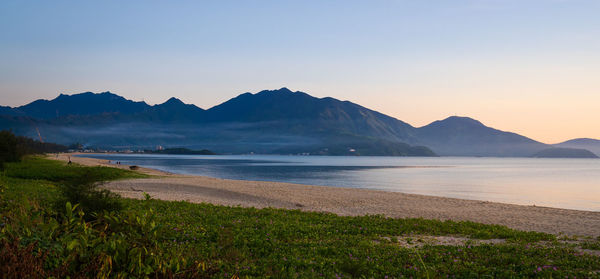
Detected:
left=80, top=154, right=600, bottom=211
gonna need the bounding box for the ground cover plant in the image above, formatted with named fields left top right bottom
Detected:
left=1, top=156, right=599, bottom=278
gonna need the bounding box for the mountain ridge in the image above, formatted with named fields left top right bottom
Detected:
left=415, top=116, right=546, bottom=157
left=554, top=138, right=600, bottom=157
left=1, top=88, right=594, bottom=157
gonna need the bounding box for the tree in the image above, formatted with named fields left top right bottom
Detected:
left=0, top=130, right=24, bottom=170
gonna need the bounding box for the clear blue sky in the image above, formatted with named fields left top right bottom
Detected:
left=1, top=0, right=599, bottom=143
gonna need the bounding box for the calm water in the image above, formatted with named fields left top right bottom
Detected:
left=80, top=154, right=600, bottom=211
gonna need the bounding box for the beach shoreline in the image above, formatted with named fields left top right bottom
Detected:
left=50, top=153, right=600, bottom=237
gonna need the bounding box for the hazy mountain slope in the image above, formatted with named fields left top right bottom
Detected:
left=532, top=147, right=598, bottom=158
left=204, top=88, right=417, bottom=142
left=7, top=120, right=430, bottom=156
left=0, top=89, right=578, bottom=157
left=0, top=89, right=432, bottom=156
left=0, top=106, right=21, bottom=116
left=415, top=116, right=548, bottom=157
left=554, top=138, right=600, bottom=156
left=0, top=115, right=37, bottom=136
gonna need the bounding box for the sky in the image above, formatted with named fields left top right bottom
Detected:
left=1, top=0, right=599, bottom=144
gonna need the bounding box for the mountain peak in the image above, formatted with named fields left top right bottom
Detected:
left=162, top=97, right=185, bottom=105
left=256, top=87, right=295, bottom=95
left=554, top=138, right=600, bottom=157
left=16, top=91, right=150, bottom=119
left=54, top=91, right=121, bottom=101
left=560, top=138, right=600, bottom=144
left=438, top=116, right=485, bottom=127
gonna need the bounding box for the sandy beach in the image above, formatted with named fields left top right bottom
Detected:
left=52, top=153, right=600, bottom=237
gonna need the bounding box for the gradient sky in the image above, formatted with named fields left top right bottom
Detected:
left=1, top=0, right=599, bottom=144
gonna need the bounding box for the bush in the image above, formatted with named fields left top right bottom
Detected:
left=0, top=239, right=65, bottom=279
left=0, top=130, right=24, bottom=170
left=0, top=202, right=215, bottom=278
left=54, top=169, right=122, bottom=218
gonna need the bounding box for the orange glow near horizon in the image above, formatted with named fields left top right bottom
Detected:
left=303, top=58, right=600, bottom=144
left=2, top=1, right=599, bottom=144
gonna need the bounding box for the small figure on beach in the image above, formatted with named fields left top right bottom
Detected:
left=67, top=156, right=72, bottom=165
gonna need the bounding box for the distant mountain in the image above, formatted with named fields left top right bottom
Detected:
left=0, top=105, right=21, bottom=116
left=11, top=92, right=150, bottom=119
left=204, top=88, right=416, bottom=142
left=0, top=88, right=583, bottom=157
left=532, top=148, right=598, bottom=158
left=414, top=116, right=547, bottom=157
left=0, top=89, right=432, bottom=156
left=554, top=138, right=600, bottom=157
left=141, top=97, right=205, bottom=122
left=2, top=93, right=208, bottom=124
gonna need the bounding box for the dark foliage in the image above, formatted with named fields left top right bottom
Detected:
left=0, top=239, right=64, bottom=279
left=53, top=169, right=122, bottom=217
left=0, top=130, right=67, bottom=170
left=1, top=206, right=215, bottom=278
left=0, top=130, right=23, bottom=169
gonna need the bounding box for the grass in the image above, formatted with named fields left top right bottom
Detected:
left=581, top=238, right=600, bottom=251
left=1, top=156, right=599, bottom=278
left=3, top=156, right=147, bottom=182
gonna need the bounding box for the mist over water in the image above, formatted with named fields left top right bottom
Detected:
left=81, top=154, right=600, bottom=212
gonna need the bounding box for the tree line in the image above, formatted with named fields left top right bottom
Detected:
left=0, top=130, right=67, bottom=169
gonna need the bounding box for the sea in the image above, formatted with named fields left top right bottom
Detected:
left=79, top=154, right=600, bottom=212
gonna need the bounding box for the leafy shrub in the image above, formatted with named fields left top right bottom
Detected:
left=1, top=202, right=215, bottom=278
left=53, top=169, right=122, bottom=217
left=0, top=239, right=68, bottom=279
left=0, top=130, right=25, bottom=170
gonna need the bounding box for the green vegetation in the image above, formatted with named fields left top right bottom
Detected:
left=4, top=156, right=146, bottom=182
left=581, top=237, right=600, bottom=251
left=0, top=130, right=67, bottom=169
left=1, top=157, right=599, bottom=278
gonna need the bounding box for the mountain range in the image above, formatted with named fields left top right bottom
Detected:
left=1, top=88, right=598, bottom=157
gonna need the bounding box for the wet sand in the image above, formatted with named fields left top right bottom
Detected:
left=51, top=153, right=600, bottom=237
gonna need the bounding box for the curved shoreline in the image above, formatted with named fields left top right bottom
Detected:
left=52, top=153, right=600, bottom=236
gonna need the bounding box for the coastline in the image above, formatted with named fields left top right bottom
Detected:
left=51, top=153, right=600, bottom=237
left=52, top=153, right=173, bottom=176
